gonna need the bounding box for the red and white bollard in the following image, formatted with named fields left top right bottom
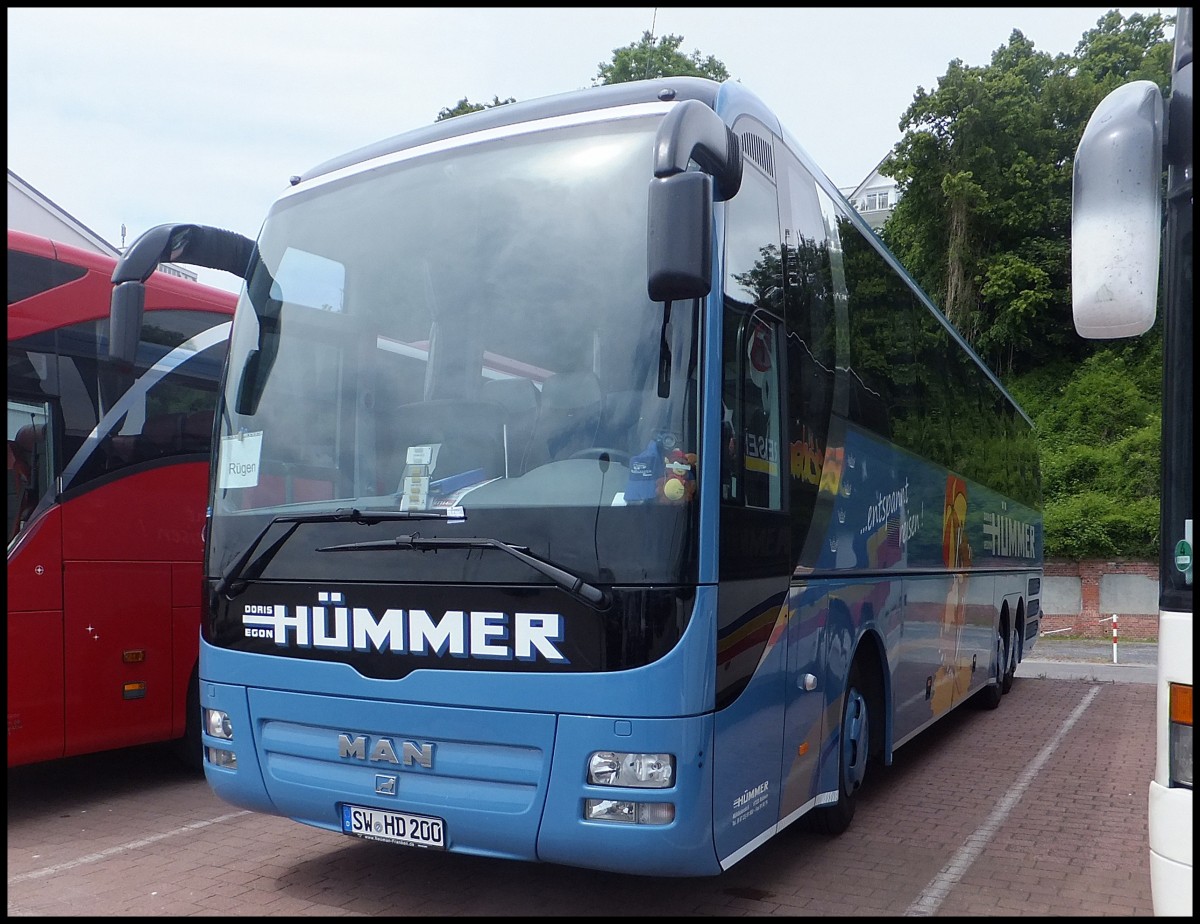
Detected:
left=1111, top=613, right=1118, bottom=664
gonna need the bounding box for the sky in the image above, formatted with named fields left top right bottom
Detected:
left=7, top=7, right=1171, bottom=293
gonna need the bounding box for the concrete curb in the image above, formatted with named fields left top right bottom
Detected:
left=1016, top=659, right=1155, bottom=684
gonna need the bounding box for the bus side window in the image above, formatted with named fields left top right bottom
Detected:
left=7, top=417, right=49, bottom=541
left=7, top=439, right=30, bottom=541
left=743, top=317, right=783, bottom=509
left=721, top=117, right=784, bottom=511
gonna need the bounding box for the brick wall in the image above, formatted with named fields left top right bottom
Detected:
left=1041, top=559, right=1158, bottom=640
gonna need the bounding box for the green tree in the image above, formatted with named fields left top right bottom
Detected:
left=594, top=31, right=729, bottom=85
left=434, top=28, right=730, bottom=122
left=882, top=10, right=1171, bottom=377
left=435, top=94, right=516, bottom=122
left=880, top=10, right=1173, bottom=561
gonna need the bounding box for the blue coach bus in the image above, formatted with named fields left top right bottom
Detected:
left=113, top=76, right=1042, bottom=876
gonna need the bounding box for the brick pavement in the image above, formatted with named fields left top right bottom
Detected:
left=7, top=677, right=1155, bottom=916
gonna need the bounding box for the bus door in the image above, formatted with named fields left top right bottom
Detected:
left=54, top=316, right=222, bottom=756
left=714, top=305, right=793, bottom=857
left=7, top=396, right=66, bottom=765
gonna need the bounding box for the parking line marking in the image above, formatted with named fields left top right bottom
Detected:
left=7, top=810, right=252, bottom=885
left=905, top=685, right=1102, bottom=916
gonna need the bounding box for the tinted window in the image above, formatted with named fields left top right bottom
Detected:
left=9, top=309, right=229, bottom=494
left=779, top=151, right=836, bottom=543
left=7, top=250, right=87, bottom=304
left=722, top=133, right=784, bottom=511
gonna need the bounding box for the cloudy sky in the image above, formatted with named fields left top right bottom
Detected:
left=8, top=7, right=1170, bottom=292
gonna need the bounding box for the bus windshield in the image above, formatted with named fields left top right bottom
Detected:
left=210, top=109, right=702, bottom=586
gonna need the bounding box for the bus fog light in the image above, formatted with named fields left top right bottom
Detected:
left=585, top=799, right=674, bottom=825
left=587, top=751, right=674, bottom=788
left=204, top=708, right=234, bottom=740
left=206, top=747, right=237, bottom=769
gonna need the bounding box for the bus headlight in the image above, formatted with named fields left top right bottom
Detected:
left=1169, top=683, right=1193, bottom=788
left=204, top=708, right=234, bottom=740
left=587, top=751, right=674, bottom=788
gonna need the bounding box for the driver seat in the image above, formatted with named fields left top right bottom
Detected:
left=523, top=371, right=602, bottom=469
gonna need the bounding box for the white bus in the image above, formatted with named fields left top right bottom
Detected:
left=1071, top=8, right=1192, bottom=916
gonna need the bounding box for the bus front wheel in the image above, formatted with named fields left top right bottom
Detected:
left=173, top=667, right=203, bottom=773
left=810, top=663, right=870, bottom=836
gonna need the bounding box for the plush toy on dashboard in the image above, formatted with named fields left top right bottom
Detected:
left=658, top=447, right=697, bottom=503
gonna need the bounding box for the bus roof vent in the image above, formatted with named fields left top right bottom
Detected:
left=740, top=131, right=774, bottom=178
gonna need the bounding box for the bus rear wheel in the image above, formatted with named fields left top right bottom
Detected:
left=809, top=663, right=870, bottom=836
left=1001, top=622, right=1018, bottom=694
left=975, top=622, right=1007, bottom=710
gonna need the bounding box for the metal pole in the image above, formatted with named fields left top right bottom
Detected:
left=1112, top=613, right=1118, bottom=664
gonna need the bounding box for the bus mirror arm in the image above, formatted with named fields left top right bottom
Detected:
left=647, top=101, right=739, bottom=303
left=112, top=223, right=256, bottom=286
left=108, top=223, right=257, bottom=366
left=651, top=99, right=742, bottom=202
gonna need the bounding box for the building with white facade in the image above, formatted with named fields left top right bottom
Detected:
left=839, top=155, right=901, bottom=231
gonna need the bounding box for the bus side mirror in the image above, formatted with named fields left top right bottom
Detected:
left=646, top=99, right=741, bottom=303
left=108, top=280, right=145, bottom=366
left=1071, top=80, right=1164, bottom=339
left=235, top=349, right=267, bottom=416
left=108, top=222, right=255, bottom=367
left=648, top=171, right=713, bottom=302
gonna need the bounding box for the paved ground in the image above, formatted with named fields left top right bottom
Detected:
left=9, top=675, right=1156, bottom=916
left=7, top=634, right=1161, bottom=917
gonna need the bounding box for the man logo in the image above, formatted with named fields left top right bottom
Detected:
left=339, top=733, right=434, bottom=767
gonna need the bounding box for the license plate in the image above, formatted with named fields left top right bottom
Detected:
left=341, top=804, right=445, bottom=849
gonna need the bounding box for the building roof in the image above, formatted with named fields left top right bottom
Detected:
left=7, top=169, right=197, bottom=280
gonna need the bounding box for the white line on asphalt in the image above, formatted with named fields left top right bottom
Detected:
left=904, top=685, right=1103, bottom=917
left=6, top=810, right=252, bottom=885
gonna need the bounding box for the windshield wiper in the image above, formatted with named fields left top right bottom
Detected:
left=215, top=507, right=458, bottom=598
left=316, top=533, right=609, bottom=609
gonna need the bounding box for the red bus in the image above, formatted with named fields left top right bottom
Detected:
left=7, top=229, right=236, bottom=768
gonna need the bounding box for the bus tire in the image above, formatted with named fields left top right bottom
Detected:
left=1001, top=622, right=1018, bottom=695
left=809, top=662, right=870, bottom=836
left=975, top=622, right=1006, bottom=710
left=173, top=667, right=203, bottom=773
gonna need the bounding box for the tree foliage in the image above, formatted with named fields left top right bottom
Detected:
left=435, top=94, right=516, bottom=123
left=594, top=31, right=729, bottom=85
left=880, top=9, right=1173, bottom=561
left=882, top=10, right=1172, bottom=377
left=1007, top=340, right=1163, bottom=559
left=435, top=29, right=730, bottom=121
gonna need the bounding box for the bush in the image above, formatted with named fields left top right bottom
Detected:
left=1009, top=345, right=1161, bottom=560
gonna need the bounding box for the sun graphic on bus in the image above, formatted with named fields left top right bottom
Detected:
left=931, top=474, right=973, bottom=715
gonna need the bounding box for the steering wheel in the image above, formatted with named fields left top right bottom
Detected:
left=568, top=447, right=631, bottom=466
